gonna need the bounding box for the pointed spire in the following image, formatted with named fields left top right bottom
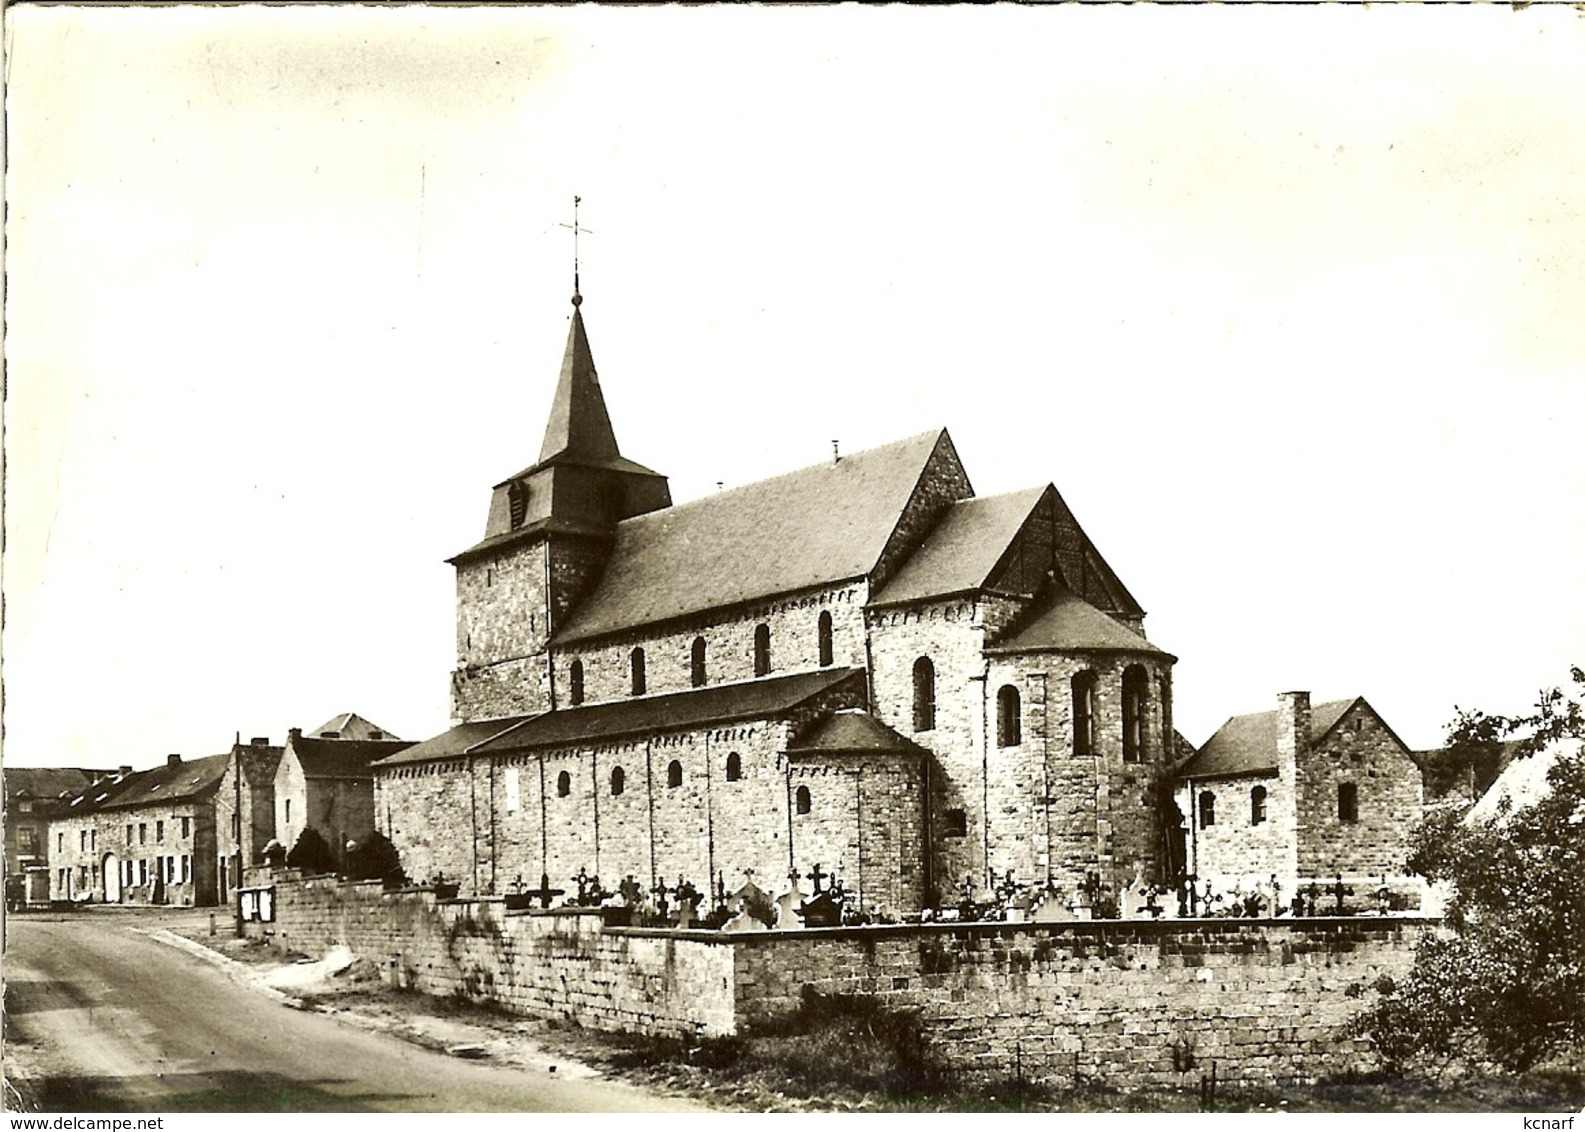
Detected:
left=537, top=301, right=622, bottom=465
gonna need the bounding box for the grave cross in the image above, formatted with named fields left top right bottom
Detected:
left=806, top=863, right=829, bottom=894
left=1330, top=874, right=1353, bottom=915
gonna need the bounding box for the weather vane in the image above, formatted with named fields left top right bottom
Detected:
left=558, top=195, right=593, bottom=306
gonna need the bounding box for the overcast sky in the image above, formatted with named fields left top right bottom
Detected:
left=6, top=4, right=1583, bottom=770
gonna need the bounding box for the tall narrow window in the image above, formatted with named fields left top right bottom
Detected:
left=795, top=785, right=811, bottom=815
left=1072, top=671, right=1098, bottom=756
left=912, top=657, right=936, bottom=732
left=1251, top=785, right=1268, bottom=826
left=569, top=659, right=585, bottom=706
left=1198, top=791, right=1216, bottom=828
left=691, top=637, right=707, bottom=688
left=817, top=612, right=834, bottom=668
left=667, top=760, right=683, bottom=789
left=1338, top=782, right=1359, bottom=823
left=630, top=647, right=647, bottom=695
left=557, top=770, right=571, bottom=798
left=997, top=685, right=1022, bottom=747
left=1122, top=665, right=1148, bottom=763
left=725, top=751, right=742, bottom=782
left=753, top=624, right=771, bottom=677
left=610, top=766, right=625, bottom=796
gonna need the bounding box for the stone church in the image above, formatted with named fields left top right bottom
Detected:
left=374, top=288, right=1178, bottom=915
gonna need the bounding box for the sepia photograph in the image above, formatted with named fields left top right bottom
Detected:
left=4, top=2, right=1584, bottom=1117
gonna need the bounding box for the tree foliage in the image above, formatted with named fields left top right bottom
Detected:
left=345, top=830, right=402, bottom=883
left=1360, top=666, right=1585, bottom=1073
left=285, top=826, right=336, bottom=874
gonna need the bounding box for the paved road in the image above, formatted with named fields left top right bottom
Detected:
left=2, top=910, right=704, bottom=1112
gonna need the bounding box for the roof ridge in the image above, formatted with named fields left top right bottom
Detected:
left=622, top=428, right=946, bottom=521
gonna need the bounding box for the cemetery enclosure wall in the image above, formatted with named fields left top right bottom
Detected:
left=253, top=877, right=734, bottom=1039
left=254, top=876, right=1431, bottom=1088
left=727, top=918, right=1432, bottom=1088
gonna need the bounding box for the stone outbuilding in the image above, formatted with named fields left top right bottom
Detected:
left=1175, top=691, right=1425, bottom=903
left=274, top=718, right=412, bottom=872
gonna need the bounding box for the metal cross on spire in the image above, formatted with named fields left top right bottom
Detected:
left=558, top=195, right=593, bottom=307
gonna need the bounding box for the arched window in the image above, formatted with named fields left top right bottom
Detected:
left=630, top=647, right=647, bottom=696
left=753, top=624, right=771, bottom=677
left=817, top=612, right=834, bottom=668
left=1338, top=782, right=1359, bottom=823
left=690, top=637, right=707, bottom=688
left=725, top=751, right=742, bottom=782
left=557, top=770, right=571, bottom=798
left=1251, top=785, right=1267, bottom=826
left=794, top=785, right=811, bottom=815
left=667, top=760, right=683, bottom=789
left=1072, top=670, right=1098, bottom=756
left=1198, top=790, right=1215, bottom=828
left=1122, top=665, right=1148, bottom=763
left=997, top=685, right=1022, bottom=747
left=610, top=766, right=625, bottom=796
left=912, top=657, right=936, bottom=732
left=568, top=659, right=585, bottom=706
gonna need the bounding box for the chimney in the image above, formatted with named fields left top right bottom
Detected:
left=118, top=765, right=132, bottom=776
left=288, top=727, right=302, bottom=745
left=1276, top=691, right=1312, bottom=765
left=251, top=737, right=269, bottom=747
left=167, top=753, right=182, bottom=767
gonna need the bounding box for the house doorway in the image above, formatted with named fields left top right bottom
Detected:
left=101, top=852, right=121, bottom=903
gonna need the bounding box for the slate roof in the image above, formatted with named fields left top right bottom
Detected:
left=374, top=717, right=535, bottom=768
left=986, top=588, right=1172, bottom=658
left=787, top=710, right=923, bottom=756
left=555, top=431, right=953, bottom=644
left=4, top=767, right=112, bottom=805
left=292, top=737, right=415, bottom=780
left=1179, top=698, right=1356, bottom=779
left=871, top=487, right=1047, bottom=607
left=234, top=744, right=284, bottom=786
left=91, top=754, right=233, bottom=810
left=306, top=712, right=400, bottom=741
left=472, top=668, right=866, bottom=755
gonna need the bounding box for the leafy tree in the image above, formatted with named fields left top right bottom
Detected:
left=345, top=830, right=402, bottom=883
left=1359, top=666, right=1585, bottom=1073
left=285, top=826, right=336, bottom=874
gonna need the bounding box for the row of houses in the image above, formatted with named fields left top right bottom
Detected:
left=5, top=713, right=411, bottom=907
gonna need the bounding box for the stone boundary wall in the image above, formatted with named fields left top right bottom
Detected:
left=250, top=878, right=733, bottom=1039
left=716, top=917, right=1432, bottom=1088
left=251, top=876, right=1432, bottom=1088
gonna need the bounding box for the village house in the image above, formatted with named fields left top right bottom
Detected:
left=374, top=288, right=1179, bottom=913
left=1174, top=691, right=1425, bottom=904
left=214, top=736, right=284, bottom=904
left=274, top=718, right=412, bottom=873
left=4, top=767, right=112, bottom=878
left=49, top=753, right=230, bottom=906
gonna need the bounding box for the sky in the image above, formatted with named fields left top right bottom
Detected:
left=5, top=4, right=1584, bottom=771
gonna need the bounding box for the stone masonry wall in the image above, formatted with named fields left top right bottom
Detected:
left=986, top=651, right=1174, bottom=899
left=255, top=879, right=733, bottom=1040
left=866, top=598, right=995, bottom=898
left=787, top=753, right=925, bottom=916
left=1178, top=767, right=1300, bottom=888
left=1297, top=704, right=1424, bottom=884
left=730, top=918, right=1431, bottom=1089
left=557, top=583, right=867, bottom=707
left=452, top=540, right=552, bottom=724
left=253, top=875, right=1430, bottom=1089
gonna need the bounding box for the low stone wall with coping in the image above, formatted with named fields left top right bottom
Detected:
left=246, top=874, right=1432, bottom=1087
